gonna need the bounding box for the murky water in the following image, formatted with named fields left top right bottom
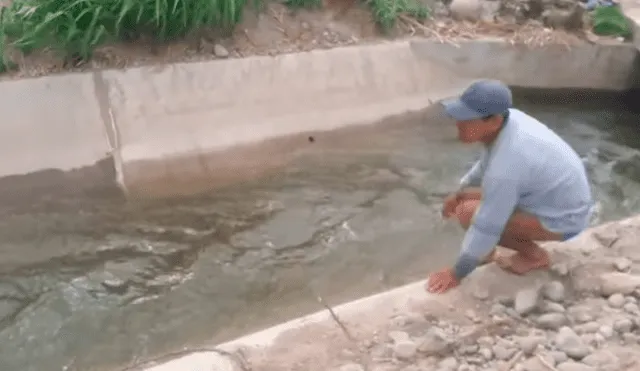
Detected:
left=1, top=93, right=640, bottom=371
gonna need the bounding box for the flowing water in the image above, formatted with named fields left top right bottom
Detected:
left=1, top=92, right=640, bottom=371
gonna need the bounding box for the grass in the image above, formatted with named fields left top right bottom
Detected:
left=0, top=0, right=429, bottom=73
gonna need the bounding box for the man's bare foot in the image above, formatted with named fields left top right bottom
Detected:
left=495, top=249, right=550, bottom=275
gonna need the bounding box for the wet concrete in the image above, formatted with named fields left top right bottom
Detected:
left=1, top=92, right=640, bottom=371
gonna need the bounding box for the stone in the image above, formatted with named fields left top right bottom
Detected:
left=493, top=344, right=517, bottom=361
left=613, top=257, right=632, bottom=271
left=542, top=281, right=566, bottom=302
left=478, top=347, right=493, bottom=360
left=556, top=361, right=596, bottom=371
left=599, top=272, right=640, bottom=296
left=607, top=293, right=626, bottom=308
left=515, top=287, right=541, bottom=315
left=541, top=301, right=566, bottom=313
left=393, top=340, right=417, bottom=360
left=417, top=328, right=450, bottom=356
left=340, top=364, right=365, bottom=371
left=515, top=336, right=545, bottom=356
left=536, top=313, right=567, bottom=330
left=520, top=356, right=550, bottom=371
left=473, top=287, right=489, bottom=300
left=582, top=351, right=620, bottom=367
left=438, top=357, right=459, bottom=369
left=552, top=263, right=569, bottom=276
left=598, top=325, right=614, bottom=338
left=575, top=321, right=599, bottom=334
left=448, top=0, right=482, bottom=21
left=613, top=318, right=633, bottom=333
left=388, top=331, right=411, bottom=343
left=622, top=332, right=639, bottom=344
left=548, top=351, right=568, bottom=364
left=213, top=44, right=229, bottom=58
left=555, top=327, right=590, bottom=360
left=623, top=302, right=639, bottom=313
left=541, top=5, right=584, bottom=31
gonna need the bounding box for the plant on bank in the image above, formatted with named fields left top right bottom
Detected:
left=0, top=0, right=428, bottom=73
left=0, top=0, right=249, bottom=71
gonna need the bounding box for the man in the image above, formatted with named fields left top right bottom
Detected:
left=426, top=80, right=593, bottom=294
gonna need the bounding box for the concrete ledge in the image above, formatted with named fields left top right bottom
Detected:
left=136, top=215, right=640, bottom=371
left=0, top=39, right=637, bottom=198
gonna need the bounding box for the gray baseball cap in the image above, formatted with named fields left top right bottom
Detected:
left=441, top=80, right=513, bottom=121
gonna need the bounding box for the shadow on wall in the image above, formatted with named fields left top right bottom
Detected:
left=119, top=104, right=451, bottom=200
left=0, top=157, right=124, bottom=210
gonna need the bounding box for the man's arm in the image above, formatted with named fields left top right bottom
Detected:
left=459, top=151, right=487, bottom=190
left=453, top=175, right=519, bottom=280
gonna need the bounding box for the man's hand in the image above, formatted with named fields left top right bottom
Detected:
left=426, top=268, right=460, bottom=294
left=442, top=192, right=461, bottom=219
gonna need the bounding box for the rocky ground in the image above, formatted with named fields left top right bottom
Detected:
left=4, top=0, right=626, bottom=79
left=213, top=218, right=640, bottom=371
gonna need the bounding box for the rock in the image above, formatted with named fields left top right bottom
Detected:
left=448, top=0, right=482, bottom=21
left=473, top=287, right=489, bottom=300
left=556, top=361, right=596, bottom=371
left=598, top=325, right=614, bottom=338
left=438, top=357, right=458, bottom=369
left=339, top=364, right=365, bottom=371
left=536, top=313, right=567, bottom=330
left=459, top=344, right=478, bottom=355
left=493, top=344, right=517, bottom=361
left=520, top=356, right=551, bottom=371
left=388, top=331, right=411, bottom=343
left=515, top=336, right=545, bottom=356
left=552, top=263, right=569, bottom=276
left=575, top=321, right=599, bottom=334
left=515, top=287, right=541, bottom=315
left=490, top=303, right=507, bottom=315
left=599, top=272, right=640, bottom=296
left=542, top=281, right=566, bottom=302
left=608, top=293, right=626, bottom=308
left=478, top=347, right=493, bottom=360
left=622, top=332, right=639, bottom=344
left=613, top=257, right=632, bottom=271
left=548, top=351, right=568, bottom=364
left=417, top=328, right=450, bottom=356
left=101, top=278, right=128, bottom=294
left=582, top=351, right=620, bottom=367
left=393, top=340, right=417, bottom=360
left=541, top=301, right=566, bottom=313
left=542, top=4, right=584, bottom=31
left=623, top=302, right=639, bottom=313
left=213, top=44, right=229, bottom=58
left=555, top=327, right=590, bottom=360
left=613, top=318, right=633, bottom=333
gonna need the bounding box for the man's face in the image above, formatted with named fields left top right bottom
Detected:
left=456, top=119, right=489, bottom=143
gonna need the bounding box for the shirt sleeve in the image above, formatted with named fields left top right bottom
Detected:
left=459, top=151, right=487, bottom=189
left=453, top=174, right=520, bottom=279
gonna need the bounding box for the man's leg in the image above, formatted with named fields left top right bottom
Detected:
left=453, top=199, right=563, bottom=274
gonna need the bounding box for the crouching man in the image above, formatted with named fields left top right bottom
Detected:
left=427, top=80, right=593, bottom=294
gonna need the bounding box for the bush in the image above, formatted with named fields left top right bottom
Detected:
left=0, top=0, right=249, bottom=70
left=0, top=0, right=429, bottom=73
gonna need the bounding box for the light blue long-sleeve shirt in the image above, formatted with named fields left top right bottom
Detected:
left=454, top=109, right=593, bottom=279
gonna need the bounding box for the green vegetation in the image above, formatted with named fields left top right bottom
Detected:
left=591, top=5, right=633, bottom=39
left=0, top=0, right=429, bottom=73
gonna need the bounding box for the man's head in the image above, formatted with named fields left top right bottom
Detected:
left=441, top=80, right=513, bottom=144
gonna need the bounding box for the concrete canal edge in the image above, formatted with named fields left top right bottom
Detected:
left=137, top=215, right=640, bottom=371
left=0, top=38, right=637, bottom=199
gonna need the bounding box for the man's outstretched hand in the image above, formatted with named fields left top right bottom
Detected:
left=426, top=268, right=460, bottom=294
left=442, top=193, right=460, bottom=219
